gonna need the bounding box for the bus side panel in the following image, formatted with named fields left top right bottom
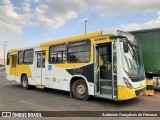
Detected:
left=44, top=64, right=95, bottom=95
left=45, top=65, right=72, bottom=91
left=66, top=63, right=94, bottom=83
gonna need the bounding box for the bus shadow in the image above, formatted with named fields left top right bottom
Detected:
left=10, top=84, right=70, bottom=97
left=10, top=84, right=142, bottom=107
left=42, top=87, right=70, bottom=97
left=88, top=96, right=141, bottom=107
left=42, top=87, right=142, bottom=108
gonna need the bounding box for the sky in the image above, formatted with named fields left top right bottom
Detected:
left=0, top=0, right=160, bottom=59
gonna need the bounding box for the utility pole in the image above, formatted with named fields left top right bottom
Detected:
left=4, top=41, right=8, bottom=68
left=84, top=20, right=88, bottom=34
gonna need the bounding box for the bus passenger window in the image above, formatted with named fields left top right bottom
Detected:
left=12, top=56, right=16, bottom=67
left=49, top=44, right=66, bottom=63
left=6, top=53, right=10, bottom=65
left=67, top=40, right=90, bottom=63
left=24, top=49, right=34, bottom=64
left=18, top=51, right=23, bottom=65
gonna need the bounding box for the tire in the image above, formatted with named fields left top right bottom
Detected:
left=72, top=79, right=89, bottom=100
left=21, top=75, right=30, bottom=90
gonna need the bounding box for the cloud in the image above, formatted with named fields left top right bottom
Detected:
left=0, top=0, right=32, bottom=23
left=1, top=0, right=160, bottom=58
left=22, top=0, right=31, bottom=13
left=37, top=0, right=160, bottom=17
left=1, top=0, right=160, bottom=36
left=33, top=0, right=40, bottom=3
left=84, top=0, right=160, bottom=16
left=120, top=16, right=160, bottom=31
left=36, top=15, right=65, bottom=28
left=0, top=0, right=33, bottom=34
left=32, top=0, right=160, bottom=29
left=0, top=22, right=22, bottom=34
left=34, top=2, right=78, bottom=28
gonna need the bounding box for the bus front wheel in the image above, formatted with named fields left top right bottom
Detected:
left=72, top=79, right=89, bottom=100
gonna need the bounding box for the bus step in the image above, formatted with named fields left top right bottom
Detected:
left=96, top=94, right=112, bottom=99
left=100, top=79, right=117, bottom=86
left=100, top=86, right=117, bottom=95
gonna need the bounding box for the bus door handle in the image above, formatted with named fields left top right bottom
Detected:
left=95, top=68, right=99, bottom=73
left=95, top=69, right=99, bottom=74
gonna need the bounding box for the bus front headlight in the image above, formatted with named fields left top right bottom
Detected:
left=123, top=77, right=133, bottom=89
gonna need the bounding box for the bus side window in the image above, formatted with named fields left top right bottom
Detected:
left=67, top=40, right=91, bottom=63
left=12, top=56, right=16, bottom=67
left=49, top=44, right=66, bottom=63
left=23, top=49, right=34, bottom=64
left=6, top=53, right=10, bottom=65
left=18, top=51, right=23, bottom=65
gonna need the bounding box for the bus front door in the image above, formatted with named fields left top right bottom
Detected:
left=36, top=52, right=46, bottom=88
left=94, top=43, right=117, bottom=99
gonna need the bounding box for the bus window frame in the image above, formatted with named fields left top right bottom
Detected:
left=67, top=40, right=91, bottom=63
left=49, top=43, right=67, bottom=64
left=6, top=53, right=10, bottom=65
left=23, top=49, right=34, bottom=65
left=17, top=50, right=23, bottom=65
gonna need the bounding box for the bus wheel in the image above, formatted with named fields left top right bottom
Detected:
left=22, top=75, right=30, bottom=89
left=72, top=79, right=89, bottom=100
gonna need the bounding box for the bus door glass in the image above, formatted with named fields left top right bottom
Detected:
left=94, top=44, right=100, bottom=94
left=94, top=43, right=114, bottom=96
left=112, top=42, right=118, bottom=97
left=36, top=51, right=46, bottom=86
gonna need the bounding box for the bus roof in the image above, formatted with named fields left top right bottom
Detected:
left=41, top=31, right=102, bottom=47
left=8, top=30, right=120, bottom=52
left=41, top=29, right=120, bottom=47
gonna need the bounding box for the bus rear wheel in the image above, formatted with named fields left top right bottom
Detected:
left=21, top=75, right=30, bottom=89
left=72, top=79, right=89, bottom=100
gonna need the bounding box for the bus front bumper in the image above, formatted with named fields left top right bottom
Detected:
left=118, top=85, right=146, bottom=100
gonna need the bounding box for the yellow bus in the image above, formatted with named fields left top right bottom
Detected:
left=6, top=30, right=146, bottom=101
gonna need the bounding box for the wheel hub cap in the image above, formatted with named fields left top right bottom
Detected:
left=77, top=84, right=86, bottom=95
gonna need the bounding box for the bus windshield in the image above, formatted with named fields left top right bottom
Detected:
left=120, top=38, right=144, bottom=77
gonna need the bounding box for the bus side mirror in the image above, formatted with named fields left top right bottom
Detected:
left=123, top=43, right=129, bottom=53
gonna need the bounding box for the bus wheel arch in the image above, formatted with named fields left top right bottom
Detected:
left=21, top=73, right=30, bottom=90
left=21, top=73, right=27, bottom=83
left=70, top=76, right=90, bottom=100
